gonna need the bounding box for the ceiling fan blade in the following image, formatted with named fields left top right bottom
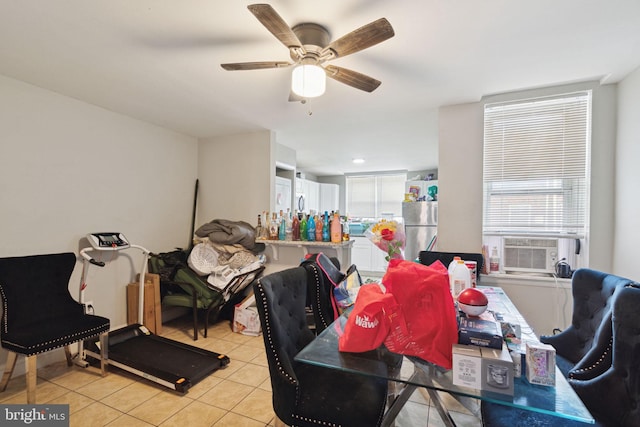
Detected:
left=221, top=61, right=292, bottom=71
left=247, top=4, right=303, bottom=49
left=321, top=18, right=394, bottom=59
left=325, top=65, right=381, bottom=92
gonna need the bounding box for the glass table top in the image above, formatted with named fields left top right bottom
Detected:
left=295, top=287, right=594, bottom=424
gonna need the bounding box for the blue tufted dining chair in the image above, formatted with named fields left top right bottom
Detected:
left=0, top=252, right=110, bottom=403
left=482, top=269, right=639, bottom=426
left=253, top=266, right=389, bottom=426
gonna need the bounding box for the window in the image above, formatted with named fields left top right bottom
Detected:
left=346, top=173, right=406, bottom=218
left=483, top=92, right=591, bottom=238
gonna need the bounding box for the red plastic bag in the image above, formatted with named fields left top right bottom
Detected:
left=338, top=284, right=398, bottom=353
left=382, top=259, right=458, bottom=369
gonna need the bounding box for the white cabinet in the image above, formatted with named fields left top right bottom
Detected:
left=351, top=236, right=388, bottom=273
left=296, top=179, right=336, bottom=215
left=351, top=237, right=372, bottom=271
left=275, top=176, right=292, bottom=213
left=319, top=183, right=339, bottom=214
left=371, top=247, right=389, bottom=273
left=298, top=179, right=320, bottom=214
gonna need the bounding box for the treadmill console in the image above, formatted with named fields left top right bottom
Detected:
left=87, top=232, right=130, bottom=250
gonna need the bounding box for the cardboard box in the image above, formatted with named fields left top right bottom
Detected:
left=452, top=344, right=482, bottom=389
left=481, top=342, right=515, bottom=395
left=526, top=342, right=556, bottom=386
left=458, top=317, right=503, bottom=349
left=233, top=293, right=261, bottom=336
left=127, top=273, right=162, bottom=335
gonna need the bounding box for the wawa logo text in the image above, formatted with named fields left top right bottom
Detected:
left=355, top=314, right=379, bottom=329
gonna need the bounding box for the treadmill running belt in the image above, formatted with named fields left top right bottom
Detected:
left=106, top=325, right=229, bottom=392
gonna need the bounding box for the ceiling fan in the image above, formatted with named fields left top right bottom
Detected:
left=221, top=4, right=395, bottom=99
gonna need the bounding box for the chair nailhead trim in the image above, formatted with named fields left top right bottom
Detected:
left=310, top=265, right=329, bottom=328
left=569, top=336, right=613, bottom=378
left=292, top=414, right=340, bottom=426
left=1, top=324, right=109, bottom=356
left=256, top=281, right=298, bottom=388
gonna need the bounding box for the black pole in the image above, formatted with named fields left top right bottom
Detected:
left=189, top=179, right=199, bottom=250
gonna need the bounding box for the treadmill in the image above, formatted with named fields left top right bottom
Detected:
left=77, top=232, right=229, bottom=393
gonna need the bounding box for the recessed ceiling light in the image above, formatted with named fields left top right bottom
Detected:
left=352, top=158, right=365, bottom=164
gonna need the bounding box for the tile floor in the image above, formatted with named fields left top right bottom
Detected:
left=0, top=316, right=481, bottom=426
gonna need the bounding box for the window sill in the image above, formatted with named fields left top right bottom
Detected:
left=481, top=273, right=572, bottom=289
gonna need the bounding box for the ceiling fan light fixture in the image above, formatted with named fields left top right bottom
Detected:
left=291, top=64, right=326, bottom=98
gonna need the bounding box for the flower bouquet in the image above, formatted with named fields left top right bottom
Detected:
left=365, top=219, right=406, bottom=262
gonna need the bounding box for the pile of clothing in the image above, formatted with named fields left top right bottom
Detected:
left=191, top=219, right=265, bottom=298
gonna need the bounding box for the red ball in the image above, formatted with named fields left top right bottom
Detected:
left=457, top=288, right=489, bottom=317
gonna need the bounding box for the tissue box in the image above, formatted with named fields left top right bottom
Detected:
left=452, top=344, right=482, bottom=389
left=525, top=342, right=556, bottom=386
left=458, top=317, right=504, bottom=349
left=481, top=342, right=514, bottom=395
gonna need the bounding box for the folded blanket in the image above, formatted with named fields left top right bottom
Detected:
left=195, top=219, right=258, bottom=252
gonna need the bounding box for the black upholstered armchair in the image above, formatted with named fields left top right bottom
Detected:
left=540, top=268, right=628, bottom=376
left=568, top=283, right=640, bottom=426
left=300, top=253, right=344, bottom=333
left=0, top=253, right=110, bottom=403
left=419, top=250, right=484, bottom=283
left=254, top=267, right=389, bottom=426
left=482, top=268, right=639, bottom=426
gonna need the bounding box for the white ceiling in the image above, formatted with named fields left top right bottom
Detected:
left=1, top=1, right=639, bottom=176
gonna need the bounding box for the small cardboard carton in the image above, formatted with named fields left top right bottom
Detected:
left=526, top=342, right=556, bottom=386
left=458, top=317, right=503, bottom=349
left=127, top=273, right=162, bottom=335
left=452, top=344, right=482, bottom=389
left=233, top=293, right=261, bottom=336
left=481, top=342, right=515, bottom=395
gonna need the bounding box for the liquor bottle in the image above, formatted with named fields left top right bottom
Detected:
left=322, top=211, right=330, bottom=242
left=342, top=217, right=350, bottom=241
left=261, top=211, right=270, bottom=239
left=315, top=214, right=323, bottom=241
left=269, top=212, right=278, bottom=240
left=285, top=210, right=293, bottom=241
left=256, top=215, right=264, bottom=240
left=307, top=214, right=316, bottom=241
left=300, top=214, right=308, bottom=241
left=279, top=215, right=286, bottom=240
left=292, top=211, right=300, bottom=241
left=330, top=211, right=342, bottom=243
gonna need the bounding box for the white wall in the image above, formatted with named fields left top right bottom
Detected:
left=437, top=81, right=619, bottom=335
left=197, top=131, right=273, bottom=227
left=614, top=66, right=640, bottom=279
left=438, top=81, right=617, bottom=271
left=0, top=74, right=198, bottom=372
left=437, top=102, right=484, bottom=253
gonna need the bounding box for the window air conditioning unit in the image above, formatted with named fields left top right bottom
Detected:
left=502, top=237, right=558, bottom=274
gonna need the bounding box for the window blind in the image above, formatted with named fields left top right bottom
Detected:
left=346, top=173, right=406, bottom=218
left=483, top=92, right=591, bottom=236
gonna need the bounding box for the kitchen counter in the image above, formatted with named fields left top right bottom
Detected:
left=256, top=239, right=354, bottom=275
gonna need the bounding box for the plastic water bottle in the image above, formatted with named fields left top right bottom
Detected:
left=450, top=259, right=471, bottom=298
left=490, top=246, right=500, bottom=273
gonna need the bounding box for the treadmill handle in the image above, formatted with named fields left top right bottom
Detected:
left=80, top=247, right=105, bottom=267
left=90, top=259, right=105, bottom=267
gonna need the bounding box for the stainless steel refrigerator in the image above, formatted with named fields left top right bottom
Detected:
left=402, top=201, right=438, bottom=261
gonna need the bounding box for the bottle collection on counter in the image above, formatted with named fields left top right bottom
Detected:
left=256, top=209, right=350, bottom=243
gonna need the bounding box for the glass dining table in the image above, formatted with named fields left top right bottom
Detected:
left=295, top=287, right=594, bottom=427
